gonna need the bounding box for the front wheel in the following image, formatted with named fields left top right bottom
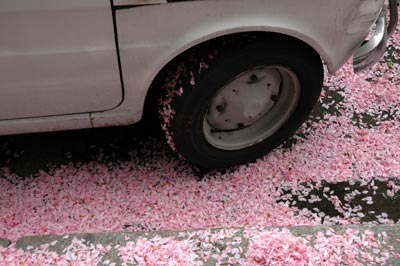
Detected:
left=160, top=36, right=323, bottom=168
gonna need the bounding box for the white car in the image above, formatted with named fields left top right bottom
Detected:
left=0, top=0, right=398, bottom=168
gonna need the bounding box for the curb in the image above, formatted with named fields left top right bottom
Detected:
left=0, top=238, right=10, bottom=248
left=9, top=225, right=400, bottom=265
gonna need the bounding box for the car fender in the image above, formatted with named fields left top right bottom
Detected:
left=90, top=0, right=384, bottom=127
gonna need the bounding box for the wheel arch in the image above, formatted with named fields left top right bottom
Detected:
left=143, top=30, right=325, bottom=118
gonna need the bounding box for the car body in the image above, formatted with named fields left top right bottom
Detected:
left=0, top=0, right=398, bottom=167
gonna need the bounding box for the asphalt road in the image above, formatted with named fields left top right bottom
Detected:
left=0, top=120, right=162, bottom=178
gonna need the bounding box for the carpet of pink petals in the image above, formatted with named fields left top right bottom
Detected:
left=1, top=14, right=399, bottom=265
left=244, top=228, right=391, bottom=266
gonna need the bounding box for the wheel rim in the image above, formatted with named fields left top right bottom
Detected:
left=203, top=66, right=301, bottom=151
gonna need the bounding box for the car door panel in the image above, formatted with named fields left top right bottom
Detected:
left=0, top=0, right=122, bottom=120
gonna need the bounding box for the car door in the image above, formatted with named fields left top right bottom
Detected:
left=0, top=0, right=122, bottom=120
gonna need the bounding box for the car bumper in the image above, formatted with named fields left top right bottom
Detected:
left=353, top=0, right=398, bottom=72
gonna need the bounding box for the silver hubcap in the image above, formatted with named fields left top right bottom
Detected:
left=203, top=66, right=301, bottom=150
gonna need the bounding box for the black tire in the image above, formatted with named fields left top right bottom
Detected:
left=159, top=36, right=323, bottom=168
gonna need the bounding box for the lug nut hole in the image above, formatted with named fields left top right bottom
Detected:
left=250, top=75, right=258, bottom=82
left=216, top=105, right=224, bottom=112
left=237, top=123, right=245, bottom=129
